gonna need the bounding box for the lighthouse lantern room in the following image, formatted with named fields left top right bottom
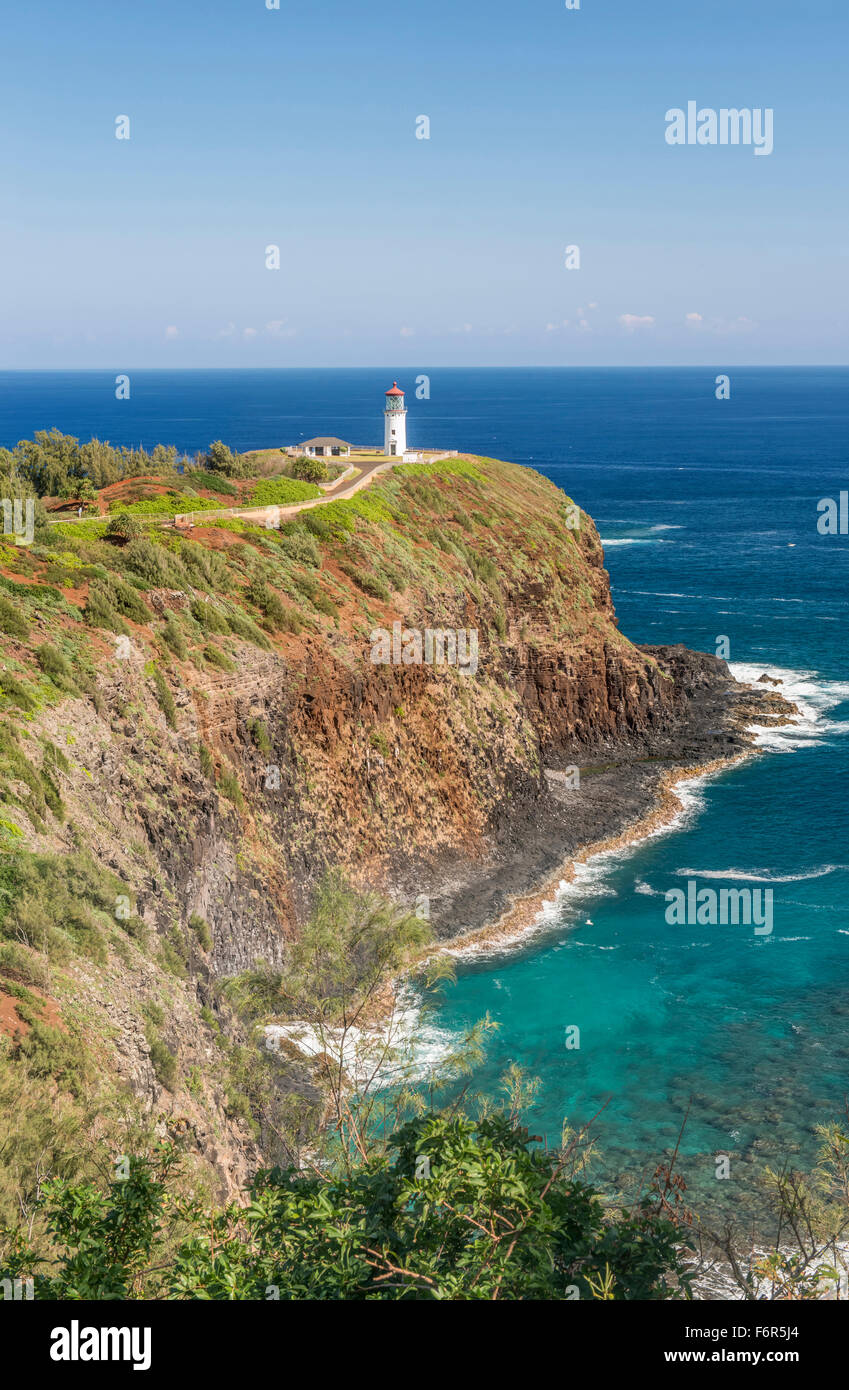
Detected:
left=384, top=381, right=407, bottom=456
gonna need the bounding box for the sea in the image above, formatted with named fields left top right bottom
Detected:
left=3, top=365, right=848, bottom=1227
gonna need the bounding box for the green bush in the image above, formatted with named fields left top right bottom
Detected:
left=0, top=673, right=37, bottom=712
left=145, top=1026, right=178, bottom=1090
left=161, top=612, right=188, bottom=660
left=83, top=582, right=127, bottom=634
left=35, top=643, right=76, bottom=691
left=248, top=718, right=271, bottom=755
left=123, top=538, right=186, bottom=588
left=0, top=596, right=29, bottom=639
left=189, top=913, right=212, bottom=952
left=217, top=769, right=243, bottom=809
left=338, top=559, right=390, bottom=601
left=190, top=598, right=229, bottom=634
left=203, top=644, right=235, bottom=672
left=275, top=528, right=320, bottom=567
left=0, top=1112, right=689, bottom=1300
left=105, top=513, right=144, bottom=542
left=152, top=667, right=177, bottom=729
left=291, top=455, right=329, bottom=483
left=185, top=469, right=238, bottom=497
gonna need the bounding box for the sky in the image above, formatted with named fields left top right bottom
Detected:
left=1, top=0, right=847, bottom=368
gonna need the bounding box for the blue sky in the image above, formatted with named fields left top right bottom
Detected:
left=2, top=0, right=846, bottom=367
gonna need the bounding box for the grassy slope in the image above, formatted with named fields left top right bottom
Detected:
left=0, top=450, right=639, bottom=1222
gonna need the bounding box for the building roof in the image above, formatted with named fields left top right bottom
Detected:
left=385, top=382, right=404, bottom=396
left=298, top=437, right=351, bottom=448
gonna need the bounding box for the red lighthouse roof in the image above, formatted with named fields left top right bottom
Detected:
left=385, top=381, right=404, bottom=396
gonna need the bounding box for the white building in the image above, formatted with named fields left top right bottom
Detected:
left=296, top=436, right=351, bottom=458
left=384, top=381, right=407, bottom=456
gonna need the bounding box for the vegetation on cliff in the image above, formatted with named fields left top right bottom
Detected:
left=3, top=430, right=823, bottom=1301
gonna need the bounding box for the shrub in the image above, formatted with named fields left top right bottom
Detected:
left=161, top=613, right=188, bottom=660
left=83, top=584, right=127, bottom=634
left=198, top=743, right=214, bottom=778
left=245, top=577, right=300, bottom=632
left=203, top=644, right=235, bottom=672
left=248, top=718, right=271, bottom=755
left=275, top=529, right=320, bottom=567
left=105, top=513, right=144, bottom=543
left=0, top=596, right=29, bottom=639
left=189, top=913, right=212, bottom=952
left=145, top=1027, right=178, bottom=1090
left=217, top=769, right=243, bottom=809
left=0, top=674, right=37, bottom=712
left=291, top=455, right=328, bottom=483
left=124, top=538, right=186, bottom=587
left=185, top=469, right=238, bottom=497
left=190, top=598, right=229, bottom=634
left=152, top=667, right=177, bottom=729
left=35, top=643, right=76, bottom=690
left=223, top=608, right=271, bottom=649
left=112, top=578, right=152, bottom=624
left=338, top=559, right=390, bottom=601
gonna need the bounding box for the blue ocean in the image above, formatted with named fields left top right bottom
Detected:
left=3, top=367, right=848, bottom=1223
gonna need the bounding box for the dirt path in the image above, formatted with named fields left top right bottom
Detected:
left=46, top=456, right=401, bottom=530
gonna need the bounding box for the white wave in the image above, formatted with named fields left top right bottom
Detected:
left=674, top=866, right=842, bottom=883
left=601, top=537, right=667, bottom=546
left=262, top=985, right=458, bottom=1088
left=634, top=879, right=661, bottom=896
left=729, top=662, right=849, bottom=751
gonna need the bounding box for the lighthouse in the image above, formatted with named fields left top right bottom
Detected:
left=384, top=381, right=407, bottom=456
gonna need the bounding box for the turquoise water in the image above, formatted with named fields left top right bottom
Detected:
left=3, top=366, right=847, bottom=1223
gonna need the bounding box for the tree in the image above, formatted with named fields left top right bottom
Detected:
left=291, top=455, right=328, bottom=483
left=1, top=1118, right=689, bottom=1301
left=204, top=440, right=245, bottom=478
left=105, top=513, right=143, bottom=543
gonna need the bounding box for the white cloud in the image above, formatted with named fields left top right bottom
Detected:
left=164, top=325, right=179, bottom=340
left=400, top=325, right=415, bottom=337
left=243, top=327, right=257, bottom=339
left=618, top=313, right=656, bottom=332
left=687, top=313, right=756, bottom=336
left=266, top=319, right=296, bottom=338
left=214, top=322, right=237, bottom=339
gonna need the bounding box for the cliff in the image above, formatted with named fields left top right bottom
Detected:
left=0, top=451, right=792, bottom=1207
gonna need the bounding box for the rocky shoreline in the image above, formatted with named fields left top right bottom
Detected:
left=401, top=646, right=799, bottom=951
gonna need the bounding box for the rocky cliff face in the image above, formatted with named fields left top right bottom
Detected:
left=0, top=452, right=792, bottom=1200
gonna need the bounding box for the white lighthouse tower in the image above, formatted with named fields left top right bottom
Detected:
left=383, top=381, right=407, bottom=457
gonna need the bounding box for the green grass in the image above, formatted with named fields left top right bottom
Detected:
left=247, top=477, right=322, bottom=507
left=183, top=470, right=239, bottom=497
left=110, top=494, right=223, bottom=517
